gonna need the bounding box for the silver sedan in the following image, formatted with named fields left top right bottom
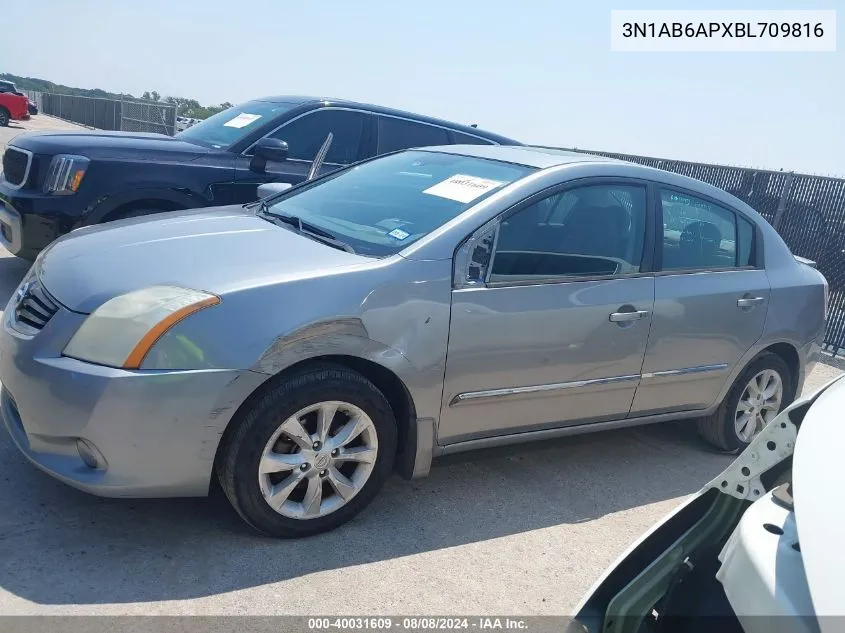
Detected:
left=0, top=145, right=827, bottom=537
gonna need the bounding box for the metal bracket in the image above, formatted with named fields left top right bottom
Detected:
left=707, top=407, right=799, bottom=501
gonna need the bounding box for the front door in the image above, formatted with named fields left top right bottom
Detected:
left=438, top=181, right=657, bottom=444
left=630, top=188, right=770, bottom=416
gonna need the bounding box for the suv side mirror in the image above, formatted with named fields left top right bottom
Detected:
left=250, top=138, right=289, bottom=173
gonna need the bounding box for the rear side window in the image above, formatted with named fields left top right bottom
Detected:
left=451, top=131, right=495, bottom=145
left=660, top=190, right=755, bottom=270
left=377, top=117, right=450, bottom=153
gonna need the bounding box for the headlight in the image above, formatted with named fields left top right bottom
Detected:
left=63, top=286, right=220, bottom=369
left=43, top=154, right=89, bottom=195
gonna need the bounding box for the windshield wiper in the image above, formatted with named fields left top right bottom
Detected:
left=262, top=210, right=356, bottom=254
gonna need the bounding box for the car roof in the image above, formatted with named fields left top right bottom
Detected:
left=251, top=96, right=519, bottom=144
left=420, top=144, right=623, bottom=169
left=420, top=144, right=760, bottom=214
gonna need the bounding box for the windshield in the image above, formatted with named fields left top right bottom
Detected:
left=264, top=150, right=535, bottom=257
left=176, top=100, right=297, bottom=149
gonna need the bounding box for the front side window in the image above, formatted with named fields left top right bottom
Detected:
left=175, top=100, right=297, bottom=149
left=660, top=190, right=752, bottom=270
left=377, top=117, right=450, bottom=153
left=265, top=150, right=535, bottom=257
left=269, top=109, right=368, bottom=164
left=490, top=184, right=648, bottom=282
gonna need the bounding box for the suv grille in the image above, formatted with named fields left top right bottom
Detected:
left=2, top=147, right=31, bottom=187
left=12, top=278, right=59, bottom=334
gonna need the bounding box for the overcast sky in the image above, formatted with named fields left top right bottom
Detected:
left=3, top=0, right=843, bottom=174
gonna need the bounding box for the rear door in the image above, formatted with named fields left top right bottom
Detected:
left=629, top=187, right=769, bottom=416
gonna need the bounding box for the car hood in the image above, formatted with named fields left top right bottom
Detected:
left=38, top=205, right=372, bottom=313
left=9, top=130, right=214, bottom=161
left=792, top=373, right=845, bottom=621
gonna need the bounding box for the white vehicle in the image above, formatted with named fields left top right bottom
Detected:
left=570, top=370, right=845, bottom=633
left=175, top=116, right=202, bottom=133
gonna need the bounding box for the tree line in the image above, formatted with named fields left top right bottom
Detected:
left=2, top=73, right=232, bottom=120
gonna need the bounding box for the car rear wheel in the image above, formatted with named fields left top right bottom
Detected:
left=697, top=352, right=793, bottom=453
left=216, top=364, right=398, bottom=537
left=0, top=108, right=10, bottom=127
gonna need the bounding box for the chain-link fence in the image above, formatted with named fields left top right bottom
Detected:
left=24, top=91, right=176, bottom=135
left=559, top=147, right=845, bottom=354
left=118, top=99, right=176, bottom=135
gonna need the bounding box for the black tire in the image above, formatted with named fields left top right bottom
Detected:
left=217, top=364, right=398, bottom=537
left=0, top=108, right=10, bottom=127
left=697, top=352, right=793, bottom=453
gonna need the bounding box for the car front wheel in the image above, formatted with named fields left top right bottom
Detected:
left=697, top=352, right=793, bottom=452
left=217, top=364, right=398, bottom=537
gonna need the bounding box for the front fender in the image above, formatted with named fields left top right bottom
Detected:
left=252, top=317, right=430, bottom=404
left=79, top=186, right=209, bottom=226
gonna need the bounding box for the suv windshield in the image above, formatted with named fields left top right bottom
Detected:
left=176, top=100, right=297, bottom=149
left=265, top=150, right=536, bottom=257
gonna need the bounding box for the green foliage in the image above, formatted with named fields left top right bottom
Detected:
left=1, top=72, right=133, bottom=100
left=2, top=72, right=231, bottom=120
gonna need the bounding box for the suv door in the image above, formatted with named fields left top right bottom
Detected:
left=229, top=108, right=373, bottom=203
left=375, top=116, right=451, bottom=153
left=438, top=180, right=657, bottom=444
left=629, top=187, right=769, bottom=416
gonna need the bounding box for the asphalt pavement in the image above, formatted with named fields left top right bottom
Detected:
left=0, top=116, right=840, bottom=617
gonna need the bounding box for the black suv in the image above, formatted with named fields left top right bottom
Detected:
left=0, top=96, right=518, bottom=260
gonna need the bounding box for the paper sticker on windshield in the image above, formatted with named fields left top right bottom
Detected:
left=223, top=113, right=262, bottom=128
left=423, top=174, right=506, bottom=203
left=388, top=228, right=410, bottom=240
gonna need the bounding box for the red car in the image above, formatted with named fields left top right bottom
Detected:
left=0, top=91, right=30, bottom=127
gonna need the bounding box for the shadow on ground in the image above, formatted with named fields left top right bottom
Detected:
left=0, top=417, right=731, bottom=606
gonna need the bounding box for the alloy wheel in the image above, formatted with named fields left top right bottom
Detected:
left=258, top=400, right=378, bottom=519
left=734, top=369, right=783, bottom=442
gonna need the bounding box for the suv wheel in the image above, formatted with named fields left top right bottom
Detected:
left=217, top=364, right=398, bottom=537
left=697, top=352, right=793, bottom=452
left=0, top=108, right=10, bottom=127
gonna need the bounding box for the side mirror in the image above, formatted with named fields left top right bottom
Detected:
left=257, top=182, right=293, bottom=199
left=250, top=138, right=289, bottom=173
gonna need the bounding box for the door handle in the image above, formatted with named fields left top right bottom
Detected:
left=609, top=310, right=650, bottom=323
left=737, top=296, right=765, bottom=308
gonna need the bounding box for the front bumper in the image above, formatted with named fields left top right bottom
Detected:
left=0, top=185, right=80, bottom=259
left=0, top=298, right=266, bottom=497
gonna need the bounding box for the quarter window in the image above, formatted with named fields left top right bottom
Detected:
left=451, top=131, right=495, bottom=145
left=489, top=184, right=648, bottom=282
left=660, top=190, right=754, bottom=270
left=377, top=117, right=450, bottom=153
left=269, top=109, right=367, bottom=164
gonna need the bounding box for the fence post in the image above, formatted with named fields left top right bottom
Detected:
left=772, top=171, right=795, bottom=230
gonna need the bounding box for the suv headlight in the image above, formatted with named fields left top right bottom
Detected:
left=63, top=286, right=220, bottom=369
left=43, top=154, right=90, bottom=195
